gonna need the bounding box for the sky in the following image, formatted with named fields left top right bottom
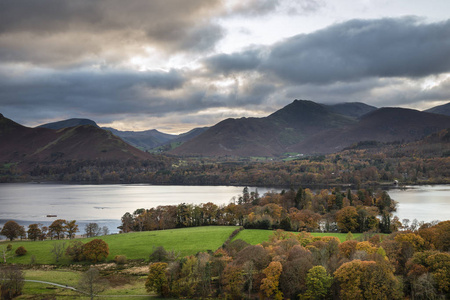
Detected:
left=1, top=0, right=450, bottom=133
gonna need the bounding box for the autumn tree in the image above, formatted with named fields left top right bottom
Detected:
left=65, top=241, right=85, bottom=262
left=27, top=223, right=42, bottom=241
left=334, top=259, right=402, bottom=300
left=49, top=219, right=66, bottom=240
left=302, top=265, right=333, bottom=299
left=64, top=220, right=79, bottom=239
left=336, top=206, right=359, bottom=233
left=222, top=265, right=245, bottom=299
left=0, top=220, right=24, bottom=241
left=260, top=261, right=283, bottom=300
left=120, top=212, right=134, bottom=233
left=146, top=262, right=168, bottom=297
left=82, top=239, right=109, bottom=263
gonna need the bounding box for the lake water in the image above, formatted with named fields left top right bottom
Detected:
left=0, top=184, right=448, bottom=236
left=389, top=185, right=450, bottom=223
left=0, top=184, right=273, bottom=235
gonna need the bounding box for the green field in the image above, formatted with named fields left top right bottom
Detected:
left=1, top=226, right=361, bottom=265
left=1, top=226, right=239, bottom=264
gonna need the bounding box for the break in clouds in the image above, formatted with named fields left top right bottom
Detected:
left=0, top=0, right=449, bottom=131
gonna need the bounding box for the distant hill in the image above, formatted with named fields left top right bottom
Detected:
left=0, top=114, right=154, bottom=169
left=37, top=118, right=99, bottom=130
left=288, top=107, right=450, bottom=154
left=172, top=101, right=450, bottom=157
left=103, top=127, right=176, bottom=150
left=326, top=102, right=377, bottom=118
left=172, top=100, right=356, bottom=156
left=425, top=102, right=450, bottom=116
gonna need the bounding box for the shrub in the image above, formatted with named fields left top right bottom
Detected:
left=15, top=246, right=27, bottom=256
left=6, top=244, right=12, bottom=251
left=82, top=239, right=109, bottom=263
left=66, top=241, right=85, bottom=262
left=114, top=255, right=127, bottom=265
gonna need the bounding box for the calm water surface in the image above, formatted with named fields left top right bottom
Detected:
left=0, top=183, right=448, bottom=234
left=389, top=185, right=450, bottom=223
left=0, top=184, right=272, bottom=234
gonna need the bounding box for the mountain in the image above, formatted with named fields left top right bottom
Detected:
left=288, top=107, right=450, bottom=154
left=172, top=101, right=450, bottom=157
left=169, top=127, right=210, bottom=144
left=326, top=102, right=377, bottom=118
left=171, top=100, right=356, bottom=156
left=103, top=127, right=176, bottom=150
left=425, top=102, right=450, bottom=116
left=0, top=114, right=154, bottom=169
left=37, top=118, right=99, bottom=129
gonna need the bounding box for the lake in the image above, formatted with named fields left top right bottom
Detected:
left=0, top=183, right=448, bottom=235
left=0, top=184, right=273, bottom=235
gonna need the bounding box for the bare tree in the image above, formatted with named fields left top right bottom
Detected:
left=85, top=223, right=101, bottom=238
left=101, top=226, right=109, bottom=236
left=0, top=265, right=25, bottom=299
left=50, top=242, right=66, bottom=263
left=0, top=246, right=13, bottom=263
left=78, top=267, right=109, bottom=300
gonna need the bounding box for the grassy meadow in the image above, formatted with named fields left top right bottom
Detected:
left=1, top=226, right=239, bottom=264
left=1, top=226, right=360, bottom=265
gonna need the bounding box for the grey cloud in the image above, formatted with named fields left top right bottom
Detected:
left=178, top=23, right=225, bottom=53
left=226, top=0, right=324, bottom=17
left=205, top=49, right=263, bottom=75
left=265, top=17, right=450, bottom=83
left=204, top=17, right=450, bottom=84
left=0, top=67, right=186, bottom=118
left=0, top=0, right=224, bottom=66
left=229, top=0, right=280, bottom=16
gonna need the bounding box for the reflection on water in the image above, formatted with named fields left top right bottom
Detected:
left=0, top=183, right=448, bottom=235
left=389, top=185, right=450, bottom=223
left=0, top=183, right=273, bottom=234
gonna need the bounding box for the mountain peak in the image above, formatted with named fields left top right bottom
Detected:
left=37, top=118, right=99, bottom=130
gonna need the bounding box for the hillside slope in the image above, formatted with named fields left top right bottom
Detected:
left=425, top=102, right=450, bottom=116
left=288, top=107, right=450, bottom=154
left=171, top=100, right=357, bottom=156
left=0, top=114, right=154, bottom=169
left=37, top=118, right=99, bottom=129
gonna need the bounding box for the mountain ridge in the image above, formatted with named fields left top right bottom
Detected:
left=172, top=100, right=450, bottom=156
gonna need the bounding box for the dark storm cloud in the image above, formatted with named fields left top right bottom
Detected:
left=204, top=17, right=450, bottom=84
left=205, top=49, right=264, bottom=75
left=0, top=66, right=185, bottom=118
left=0, top=0, right=223, bottom=66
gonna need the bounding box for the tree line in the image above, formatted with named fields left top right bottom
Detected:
left=1, top=139, right=449, bottom=187
left=119, top=187, right=402, bottom=235
left=0, top=219, right=109, bottom=242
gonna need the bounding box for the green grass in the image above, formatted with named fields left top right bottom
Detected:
left=1, top=226, right=239, bottom=264
left=233, top=229, right=363, bottom=245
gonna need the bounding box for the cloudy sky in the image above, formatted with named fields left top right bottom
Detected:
left=1, top=0, right=450, bottom=133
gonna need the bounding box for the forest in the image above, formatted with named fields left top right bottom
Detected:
left=2, top=139, right=449, bottom=188
left=144, top=223, right=450, bottom=299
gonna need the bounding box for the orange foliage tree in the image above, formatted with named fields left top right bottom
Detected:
left=82, top=239, right=109, bottom=263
